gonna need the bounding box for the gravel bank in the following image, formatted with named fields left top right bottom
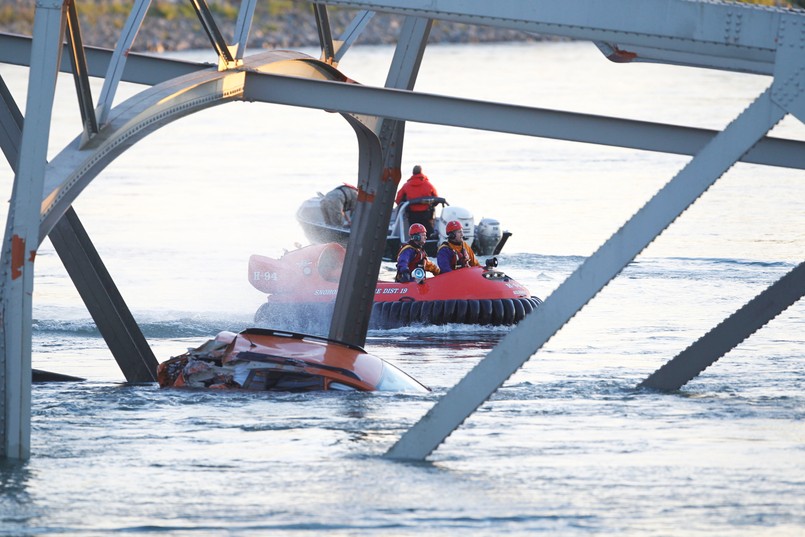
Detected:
left=1, top=1, right=548, bottom=52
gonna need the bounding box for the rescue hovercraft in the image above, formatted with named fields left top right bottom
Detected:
left=157, top=328, right=429, bottom=392
left=248, top=243, right=542, bottom=331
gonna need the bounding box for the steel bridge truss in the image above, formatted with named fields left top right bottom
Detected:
left=0, top=0, right=803, bottom=460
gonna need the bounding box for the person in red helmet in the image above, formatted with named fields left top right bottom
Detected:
left=437, top=220, right=480, bottom=273
left=395, top=165, right=439, bottom=238
left=396, top=223, right=440, bottom=283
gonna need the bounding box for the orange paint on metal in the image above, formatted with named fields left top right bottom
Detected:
left=11, top=234, right=24, bottom=279
left=357, top=188, right=374, bottom=203
left=607, top=47, right=638, bottom=63
left=382, top=167, right=402, bottom=185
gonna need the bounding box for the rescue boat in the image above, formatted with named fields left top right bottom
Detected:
left=296, top=195, right=511, bottom=260
left=248, top=243, right=542, bottom=331
left=157, top=328, right=429, bottom=392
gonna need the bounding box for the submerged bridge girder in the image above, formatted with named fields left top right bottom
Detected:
left=0, top=0, right=803, bottom=460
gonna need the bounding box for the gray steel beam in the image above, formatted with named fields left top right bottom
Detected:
left=232, top=0, right=257, bottom=60
left=0, top=34, right=208, bottom=86
left=334, top=11, right=375, bottom=63
left=3, top=34, right=804, bottom=170
left=242, top=72, right=805, bottom=170
left=0, top=75, right=23, bottom=170
left=1, top=65, right=154, bottom=384
left=319, top=0, right=797, bottom=74
left=48, top=208, right=158, bottom=382
left=329, top=121, right=384, bottom=346
left=640, top=261, right=805, bottom=392
left=313, top=4, right=336, bottom=64
left=638, top=21, right=805, bottom=394
left=188, top=0, right=236, bottom=67
left=95, top=0, right=152, bottom=125
left=1, top=0, right=65, bottom=460
left=330, top=16, right=432, bottom=346
left=386, top=86, right=786, bottom=460
left=63, top=0, right=98, bottom=142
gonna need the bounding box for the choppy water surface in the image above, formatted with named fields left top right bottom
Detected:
left=0, top=42, right=803, bottom=535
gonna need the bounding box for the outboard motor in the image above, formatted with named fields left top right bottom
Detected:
left=475, top=218, right=503, bottom=255
left=436, top=206, right=475, bottom=245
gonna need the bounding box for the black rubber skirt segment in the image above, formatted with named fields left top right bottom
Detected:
left=367, top=297, right=542, bottom=329
left=255, top=297, right=543, bottom=331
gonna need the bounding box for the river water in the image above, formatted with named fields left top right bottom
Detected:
left=1, top=41, right=803, bottom=536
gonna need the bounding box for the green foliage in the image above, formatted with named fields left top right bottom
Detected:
left=733, top=0, right=800, bottom=6
left=0, top=4, right=34, bottom=26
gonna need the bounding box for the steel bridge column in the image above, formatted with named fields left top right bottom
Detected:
left=0, top=0, right=65, bottom=460
left=386, top=86, right=786, bottom=461
left=328, top=17, right=432, bottom=347
left=329, top=124, right=385, bottom=346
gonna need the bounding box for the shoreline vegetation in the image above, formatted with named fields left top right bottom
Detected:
left=2, top=1, right=800, bottom=53
left=0, top=0, right=553, bottom=53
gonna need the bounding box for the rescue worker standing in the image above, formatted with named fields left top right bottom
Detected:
left=321, top=184, right=358, bottom=227
left=437, top=220, right=480, bottom=273
left=395, top=165, right=439, bottom=237
left=396, top=223, right=440, bottom=282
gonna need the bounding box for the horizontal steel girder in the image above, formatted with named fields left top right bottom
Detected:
left=0, top=34, right=207, bottom=86
left=318, top=0, right=802, bottom=74
left=3, top=33, right=803, bottom=171
left=242, top=72, right=805, bottom=170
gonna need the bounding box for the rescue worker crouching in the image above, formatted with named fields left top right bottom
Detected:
left=437, top=220, right=481, bottom=273
left=320, top=183, right=358, bottom=227
left=396, top=223, right=440, bottom=283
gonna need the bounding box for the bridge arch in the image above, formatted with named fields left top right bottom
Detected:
left=38, top=50, right=364, bottom=244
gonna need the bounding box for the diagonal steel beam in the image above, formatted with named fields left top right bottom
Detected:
left=334, top=10, right=375, bottom=63
left=48, top=209, right=158, bottom=382
left=640, top=262, right=805, bottom=392
left=0, top=75, right=23, bottom=170
left=232, top=0, right=257, bottom=60
left=63, top=0, right=98, bottom=142
left=385, top=86, right=786, bottom=460
left=188, top=0, right=235, bottom=67
left=95, top=0, right=152, bottom=125
left=639, top=36, right=805, bottom=393
left=313, top=3, right=336, bottom=64
left=0, top=66, right=155, bottom=384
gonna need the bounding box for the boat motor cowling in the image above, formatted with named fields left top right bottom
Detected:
left=436, top=206, right=474, bottom=245
left=475, top=218, right=503, bottom=255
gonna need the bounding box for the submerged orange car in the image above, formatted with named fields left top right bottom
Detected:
left=158, top=328, right=429, bottom=393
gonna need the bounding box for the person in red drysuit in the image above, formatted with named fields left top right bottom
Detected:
left=395, top=165, right=439, bottom=238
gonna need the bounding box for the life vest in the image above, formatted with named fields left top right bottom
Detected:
left=439, top=241, right=471, bottom=270
left=397, top=243, right=428, bottom=271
